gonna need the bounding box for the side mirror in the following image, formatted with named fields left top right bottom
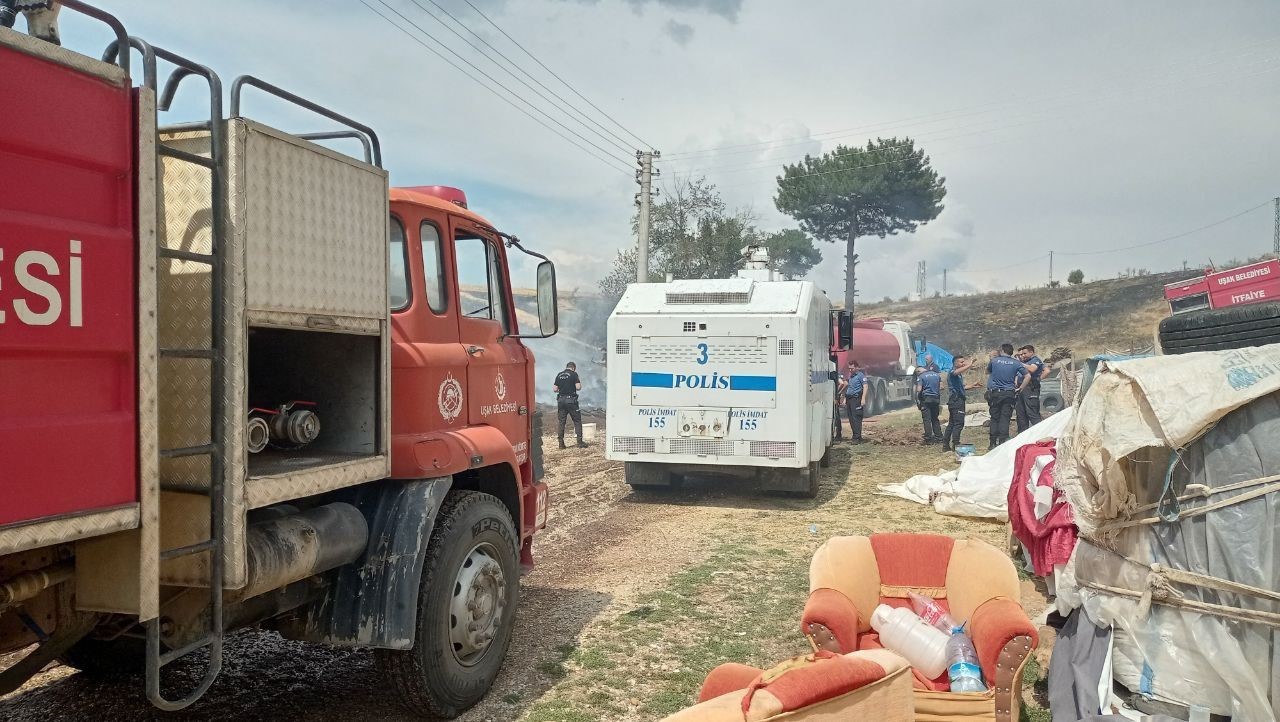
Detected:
left=837, top=311, right=853, bottom=350
left=536, top=260, right=558, bottom=337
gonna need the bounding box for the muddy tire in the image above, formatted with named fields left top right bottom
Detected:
left=60, top=636, right=145, bottom=677
left=376, top=490, right=519, bottom=719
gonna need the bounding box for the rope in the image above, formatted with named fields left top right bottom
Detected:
left=1083, top=581, right=1280, bottom=628
left=1095, top=473, right=1280, bottom=534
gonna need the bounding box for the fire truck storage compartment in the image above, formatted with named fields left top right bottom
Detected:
left=247, top=327, right=381, bottom=475
left=156, top=117, right=390, bottom=507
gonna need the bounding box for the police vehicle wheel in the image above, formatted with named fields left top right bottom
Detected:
left=377, top=491, right=519, bottom=719
left=819, top=448, right=831, bottom=468
left=1158, top=301, right=1280, bottom=355
left=624, top=461, right=675, bottom=489
left=802, top=462, right=820, bottom=499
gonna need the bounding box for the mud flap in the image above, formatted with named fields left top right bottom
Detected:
left=276, top=477, right=450, bottom=649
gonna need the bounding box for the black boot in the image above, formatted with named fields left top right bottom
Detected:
left=558, top=439, right=566, bottom=449
left=576, top=441, right=588, bottom=448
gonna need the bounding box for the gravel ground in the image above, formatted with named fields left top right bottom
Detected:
left=1, top=413, right=1051, bottom=721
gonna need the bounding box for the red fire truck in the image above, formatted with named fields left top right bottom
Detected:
left=0, top=2, right=556, bottom=717
left=1159, top=259, right=1280, bottom=354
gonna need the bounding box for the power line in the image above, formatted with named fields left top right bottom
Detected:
left=1057, top=200, right=1274, bottom=257
left=361, top=0, right=633, bottom=173
left=405, top=0, right=634, bottom=155
left=460, top=0, right=654, bottom=150
left=661, top=36, right=1280, bottom=161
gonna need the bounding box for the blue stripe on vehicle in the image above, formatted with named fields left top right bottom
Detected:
left=729, top=375, right=776, bottom=391
left=631, top=372, right=675, bottom=388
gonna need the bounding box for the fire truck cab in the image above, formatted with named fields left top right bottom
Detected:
left=0, top=3, right=555, bottom=717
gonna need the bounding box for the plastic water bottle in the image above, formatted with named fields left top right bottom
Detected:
left=946, top=627, right=987, bottom=692
left=908, top=591, right=957, bottom=632
left=869, top=604, right=949, bottom=679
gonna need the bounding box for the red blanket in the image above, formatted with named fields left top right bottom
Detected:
left=1007, top=440, right=1077, bottom=576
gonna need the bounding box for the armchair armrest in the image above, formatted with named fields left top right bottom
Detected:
left=969, top=596, right=1039, bottom=722
left=801, top=587, right=860, bottom=654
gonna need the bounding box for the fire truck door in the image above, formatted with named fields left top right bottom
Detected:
left=451, top=221, right=529, bottom=455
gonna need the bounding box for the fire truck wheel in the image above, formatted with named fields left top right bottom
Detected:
left=60, top=635, right=145, bottom=677
left=1158, top=301, right=1280, bottom=355
left=377, top=490, right=519, bottom=719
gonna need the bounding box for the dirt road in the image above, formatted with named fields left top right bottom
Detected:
left=1, top=415, right=1048, bottom=721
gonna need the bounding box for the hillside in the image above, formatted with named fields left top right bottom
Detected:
left=857, top=270, right=1197, bottom=359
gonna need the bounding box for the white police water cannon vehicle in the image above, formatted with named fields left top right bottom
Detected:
left=605, top=251, right=838, bottom=498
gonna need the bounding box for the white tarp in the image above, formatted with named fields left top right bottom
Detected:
left=877, top=407, right=1074, bottom=520
left=1060, top=344, right=1280, bottom=534
left=1055, top=345, right=1280, bottom=721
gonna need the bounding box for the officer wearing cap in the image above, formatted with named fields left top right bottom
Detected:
left=844, top=360, right=868, bottom=442
left=916, top=365, right=943, bottom=444
left=986, top=343, right=1022, bottom=447
left=553, top=362, right=586, bottom=449
left=1014, top=345, right=1045, bottom=432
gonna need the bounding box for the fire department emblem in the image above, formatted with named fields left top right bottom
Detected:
left=438, top=373, right=464, bottom=423
left=494, top=370, right=507, bottom=401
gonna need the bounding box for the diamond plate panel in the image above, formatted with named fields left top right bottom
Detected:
left=0, top=507, right=139, bottom=557
left=239, top=121, right=389, bottom=319
left=156, top=128, right=248, bottom=588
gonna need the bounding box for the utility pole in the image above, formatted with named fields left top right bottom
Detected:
left=1049, top=251, right=1054, bottom=286
left=634, top=150, right=659, bottom=283
left=943, top=268, right=947, bottom=297
left=916, top=261, right=926, bottom=300
left=1273, top=197, right=1279, bottom=257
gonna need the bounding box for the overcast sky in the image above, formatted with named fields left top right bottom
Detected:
left=63, top=0, right=1280, bottom=301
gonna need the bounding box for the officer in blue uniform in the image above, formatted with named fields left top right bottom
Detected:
left=844, top=360, right=867, bottom=442
left=986, top=343, right=1022, bottom=447
left=1014, top=345, right=1044, bottom=432
left=942, top=356, right=980, bottom=451
left=916, top=365, right=943, bottom=444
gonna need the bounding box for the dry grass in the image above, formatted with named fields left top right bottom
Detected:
left=515, top=407, right=1049, bottom=721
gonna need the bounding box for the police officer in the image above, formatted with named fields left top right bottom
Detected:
left=552, top=361, right=586, bottom=449
left=942, top=356, right=980, bottom=452
left=986, top=343, right=1021, bottom=447
left=832, top=369, right=848, bottom=440
left=916, top=364, right=943, bottom=444
left=844, top=360, right=868, bottom=442
left=1014, top=345, right=1044, bottom=432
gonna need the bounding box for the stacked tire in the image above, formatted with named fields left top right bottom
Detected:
left=1158, top=301, right=1280, bottom=355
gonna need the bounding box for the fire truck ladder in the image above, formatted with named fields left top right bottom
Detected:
left=104, top=36, right=228, bottom=711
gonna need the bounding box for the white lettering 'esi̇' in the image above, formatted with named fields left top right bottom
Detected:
left=2, top=240, right=84, bottom=328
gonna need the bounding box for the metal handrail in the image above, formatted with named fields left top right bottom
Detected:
left=58, top=0, right=129, bottom=78
left=100, top=35, right=154, bottom=90
left=297, top=130, right=374, bottom=165
left=230, top=75, right=382, bottom=167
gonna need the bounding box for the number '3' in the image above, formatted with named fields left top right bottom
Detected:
left=696, top=343, right=709, bottom=365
